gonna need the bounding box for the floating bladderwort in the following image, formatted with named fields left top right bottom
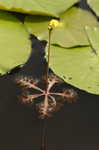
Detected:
left=15, top=19, right=78, bottom=150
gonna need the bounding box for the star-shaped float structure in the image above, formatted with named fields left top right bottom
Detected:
left=15, top=74, right=78, bottom=119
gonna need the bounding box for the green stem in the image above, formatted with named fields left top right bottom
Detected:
left=45, top=28, right=52, bottom=90
left=40, top=27, right=52, bottom=150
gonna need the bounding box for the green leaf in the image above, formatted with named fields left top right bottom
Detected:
left=48, top=27, right=99, bottom=94
left=88, top=0, right=99, bottom=16
left=0, top=11, right=31, bottom=75
left=24, top=15, right=50, bottom=39
left=24, top=7, right=98, bottom=48
left=85, top=26, right=99, bottom=55
left=0, top=0, right=78, bottom=17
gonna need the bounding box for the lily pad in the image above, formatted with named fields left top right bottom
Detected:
left=0, top=11, right=31, bottom=75
left=48, top=27, right=99, bottom=94
left=88, top=0, right=99, bottom=16
left=24, top=7, right=98, bottom=48
left=0, top=0, right=78, bottom=17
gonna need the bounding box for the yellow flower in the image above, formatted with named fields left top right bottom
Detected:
left=48, top=19, right=60, bottom=30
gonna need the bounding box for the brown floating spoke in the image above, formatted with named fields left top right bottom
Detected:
left=48, top=95, right=56, bottom=106
left=15, top=74, right=78, bottom=119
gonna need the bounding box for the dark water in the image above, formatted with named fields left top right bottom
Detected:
left=0, top=75, right=99, bottom=150
left=0, top=1, right=99, bottom=150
